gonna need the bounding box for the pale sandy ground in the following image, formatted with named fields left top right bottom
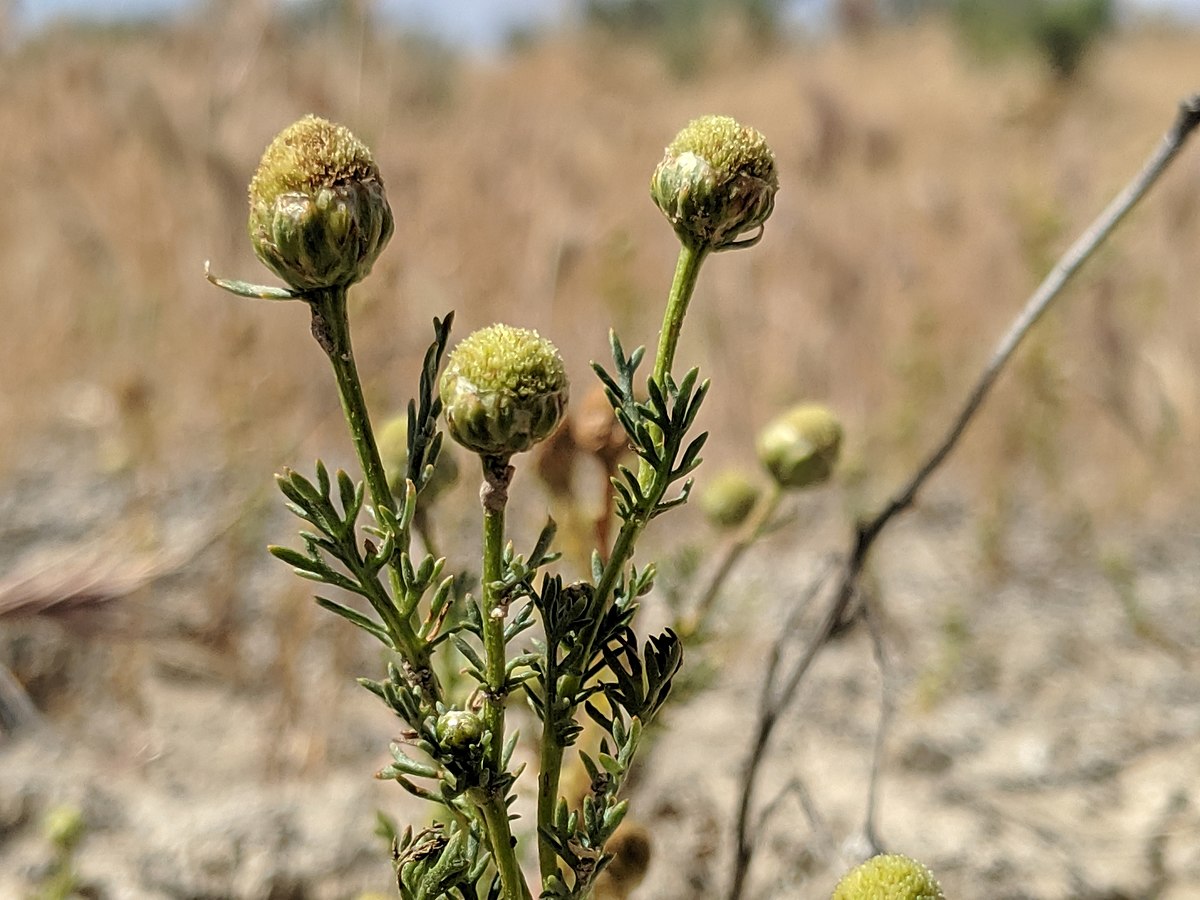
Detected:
left=2, top=449, right=1199, bottom=899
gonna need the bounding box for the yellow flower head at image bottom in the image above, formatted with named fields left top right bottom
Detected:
left=832, top=854, right=946, bottom=900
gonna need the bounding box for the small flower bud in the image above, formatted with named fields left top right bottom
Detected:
left=435, top=710, right=485, bottom=750
left=651, top=114, right=778, bottom=251
left=756, top=403, right=842, bottom=490
left=699, top=469, right=761, bottom=529
left=248, top=115, right=393, bottom=292
left=440, top=324, right=569, bottom=458
left=832, top=853, right=945, bottom=900
left=377, top=415, right=459, bottom=501
left=42, top=805, right=85, bottom=853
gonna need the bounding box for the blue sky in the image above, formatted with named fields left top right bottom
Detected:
left=16, top=0, right=1200, bottom=51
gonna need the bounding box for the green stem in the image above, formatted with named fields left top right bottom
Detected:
left=640, top=242, right=708, bottom=488
left=652, top=242, right=709, bottom=385
left=309, top=288, right=394, bottom=517
left=480, top=455, right=512, bottom=773
left=476, top=455, right=529, bottom=899
left=309, top=288, right=440, bottom=701
left=537, top=239, right=710, bottom=884
left=474, top=789, right=531, bottom=900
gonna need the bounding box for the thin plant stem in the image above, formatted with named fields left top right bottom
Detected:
left=309, top=288, right=394, bottom=517
left=473, top=787, right=532, bottom=900
left=726, top=93, right=1200, bottom=900
left=653, top=242, right=710, bottom=384
left=685, top=484, right=783, bottom=639
left=480, top=456, right=512, bottom=773
left=476, top=455, right=529, bottom=899
left=638, top=242, right=709, bottom=488
left=309, top=288, right=441, bottom=701
left=536, top=238, right=711, bottom=883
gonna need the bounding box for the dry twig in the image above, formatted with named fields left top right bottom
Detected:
left=727, top=93, right=1200, bottom=900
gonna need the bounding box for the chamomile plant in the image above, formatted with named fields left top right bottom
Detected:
left=208, top=112, right=777, bottom=898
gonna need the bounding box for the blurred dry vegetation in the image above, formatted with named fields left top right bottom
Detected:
left=2, top=0, right=1200, bottom=893
left=4, top=1, right=1200, bottom=541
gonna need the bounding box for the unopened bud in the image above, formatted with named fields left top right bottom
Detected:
left=651, top=115, right=778, bottom=252
left=435, top=710, right=485, bottom=750
left=756, top=403, right=842, bottom=490
left=699, top=469, right=761, bottom=529
left=248, top=115, right=393, bottom=292
left=441, top=324, right=569, bottom=458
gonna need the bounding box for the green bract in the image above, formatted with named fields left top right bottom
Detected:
left=831, top=853, right=946, bottom=900
left=757, top=403, right=842, bottom=490
left=651, top=114, right=779, bottom=251
left=440, top=324, right=569, bottom=458
left=700, top=469, right=761, bottom=529
left=248, top=115, right=394, bottom=292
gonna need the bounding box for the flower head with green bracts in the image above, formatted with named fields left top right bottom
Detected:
left=248, top=115, right=394, bottom=292
left=651, top=114, right=778, bottom=252
left=440, top=324, right=569, bottom=459
left=700, top=468, right=762, bottom=529
left=757, top=403, right=843, bottom=490
left=832, top=853, right=946, bottom=900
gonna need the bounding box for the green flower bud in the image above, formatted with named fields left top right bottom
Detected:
left=248, top=115, right=394, bottom=292
left=440, top=324, right=569, bottom=458
left=42, top=805, right=85, bottom=853
left=757, top=403, right=843, bottom=490
left=377, top=415, right=460, bottom=501
left=832, top=853, right=945, bottom=900
left=435, top=710, right=485, bottom=750
left=651, top=114, right=778, bottom=251
left=700, top=469, right=761, bottom=529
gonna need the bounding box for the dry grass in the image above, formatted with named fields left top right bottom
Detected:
left=3, top=12, right=1200, bottom=549
left=3, top=15, right=1200, bottom=897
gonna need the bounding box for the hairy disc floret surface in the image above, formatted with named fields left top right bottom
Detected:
left=651, top=114, right=778, bottom=251
left=440, top=324, right=569, bottom=458
left=831, top=853, right=946, bottom=900
left=757, top=403, right=843, bottom=490
left=248, top=115, right=394, bottom=292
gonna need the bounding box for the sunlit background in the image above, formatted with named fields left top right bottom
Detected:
left=12, top=0, right=1200, bottom=47
left=3, top=2, right=1200, bottom=898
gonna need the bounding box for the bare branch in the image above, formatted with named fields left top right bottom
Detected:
left=726, top=93, right=1200, bottom=900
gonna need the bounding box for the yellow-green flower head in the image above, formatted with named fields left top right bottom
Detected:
left=377, top=415, right=460, bottom=501
left=700, top=469, right=761, bottom=529
left=435, top=709, right=485, bottom=750
left=831, top=853, right=945, bottom=900
left=651, top=114, right=778, bottom=251
left=248, top=115, right=394, bottom=292
left=757, top=403, right=843, bottom=490
left=440, top=324, right=569, bottom=458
